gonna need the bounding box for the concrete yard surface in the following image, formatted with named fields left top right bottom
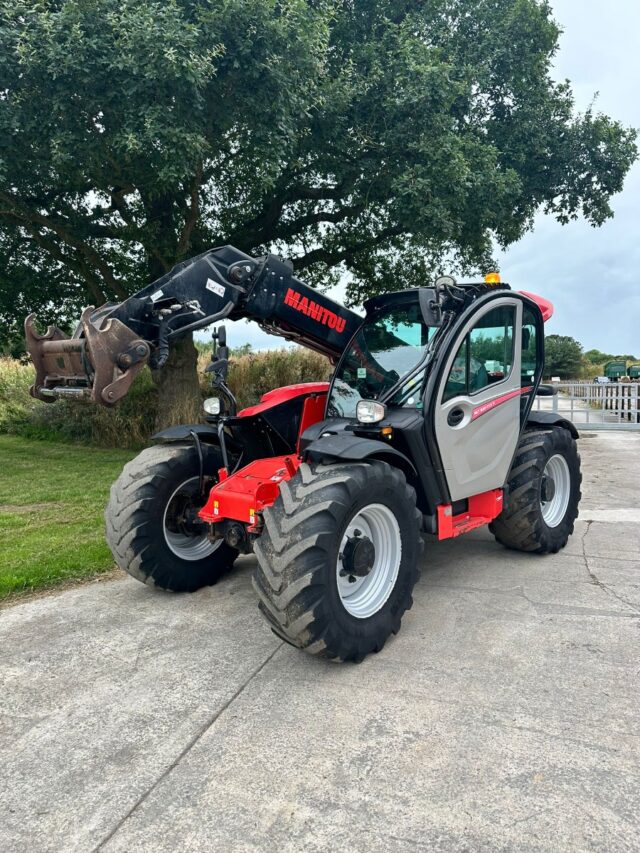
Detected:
left=1, top=432, right=639, bottom=852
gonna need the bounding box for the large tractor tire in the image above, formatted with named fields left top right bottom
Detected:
left=106, top=443, right=237, bottom=591
left=253, top=460, right=422, bottom=662
left=490, top=427, right=581, bottom=554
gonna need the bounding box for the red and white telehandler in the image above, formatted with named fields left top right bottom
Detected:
left=25, top=246, right=581, bottom=661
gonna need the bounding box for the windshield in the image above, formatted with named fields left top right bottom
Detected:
left=328, top=301, right=430, bottom=418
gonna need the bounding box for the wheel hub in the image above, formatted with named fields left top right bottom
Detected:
left=163, top=476, right=222, bottom=561
left=540, top=454, right=571, bottom=528
left=540, top=475, right=556, bottom=503
left=340, top=530, right=375, bottom=582
left=336, top=504, right=402, bottom=619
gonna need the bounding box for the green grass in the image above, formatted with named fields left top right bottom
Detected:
left=0, top=435, right=135, bottom=600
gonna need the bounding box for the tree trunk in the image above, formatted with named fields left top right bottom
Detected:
left=152, top=333, right=202, bottom=430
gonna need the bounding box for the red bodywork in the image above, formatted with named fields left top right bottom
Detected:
left=199, top=384, right=326, bottom=527
left=199, top=454, right=302, bottom=530
left=436, top=489, right=504, bottom=540
left=236, top=382, right=329, bottom=418
left=519, top=291, right=554, bottom=323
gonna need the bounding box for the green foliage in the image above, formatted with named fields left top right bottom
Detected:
left=0, top=0, right=636, bottom=354
left=0, top=357, right=158, bottom=446
left=584, top=348, right=637, bottom=364
left=0, top=436, right=134, bottom=599
left=470, top=332, right=513, bottom=366
left=544, top=334, right=584, bottom=379
left=584, top=349, right=614, bottom=364
left=196, top=339, right=253, bottom=357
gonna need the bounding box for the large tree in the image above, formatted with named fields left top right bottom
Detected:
left=0, top=0, right=636, bottom=420
left=545, top=334, right=584, bottom=379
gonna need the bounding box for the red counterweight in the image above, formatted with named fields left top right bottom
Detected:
left=199, top=455, right=302, bottom=529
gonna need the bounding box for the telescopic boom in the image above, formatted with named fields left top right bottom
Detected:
left=25, top=246, right=361, bottom=406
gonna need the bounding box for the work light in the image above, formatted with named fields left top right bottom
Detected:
left=356, top=400, right=386, bottom=424
left=203, top=397, right=221, bottom=415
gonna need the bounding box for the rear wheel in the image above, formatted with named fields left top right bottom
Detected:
left=106, top=443, right=237, bottom=591
left=252, top=460, right=422, bottom=662
left=490, top=427, right=581, bottom=554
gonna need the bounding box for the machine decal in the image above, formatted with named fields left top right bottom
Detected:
left=284, top=288, right=348, bottom=333
left=206, top=278, right=226, bottom=298
left=471, top=386, right=533, bottom=421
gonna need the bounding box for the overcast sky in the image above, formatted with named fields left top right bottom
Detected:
left=216, top=0, right=640, bottom=355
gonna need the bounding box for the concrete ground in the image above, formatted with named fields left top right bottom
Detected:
left=1, top=432, right=639, bottom=852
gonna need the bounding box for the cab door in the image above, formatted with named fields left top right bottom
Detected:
left=433, top=297, right=523, bottom=502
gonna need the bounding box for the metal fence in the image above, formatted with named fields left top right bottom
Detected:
left=533, top=382, right=640, bottom=431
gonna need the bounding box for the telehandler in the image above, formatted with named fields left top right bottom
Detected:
left=25, top=246, right=581, bottom=661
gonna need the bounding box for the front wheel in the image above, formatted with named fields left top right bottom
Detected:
left=106, top=443, right=237, bottom=591
left=490, top=427, right=582, bottom=554
left=252, top=460, right=422, bottom=662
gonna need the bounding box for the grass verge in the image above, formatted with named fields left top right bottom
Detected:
left=0, top=435, right=135, bottom=601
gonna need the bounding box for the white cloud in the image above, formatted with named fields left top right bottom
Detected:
left=494, top=0, right=640, bottom=355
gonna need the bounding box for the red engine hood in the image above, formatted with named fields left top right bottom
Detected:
left=237, top=382, right=329, bottom=418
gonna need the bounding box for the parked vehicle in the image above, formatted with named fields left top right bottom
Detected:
left=25, top=248, right=581, bottom=661
left=604, top=360, right=627, bottom=382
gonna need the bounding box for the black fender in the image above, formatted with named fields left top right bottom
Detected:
left=526, top=411, right=579, bottom=439
left=151, top=423, right=221, bottom=444
left=304, top=434, right=417, bottom=478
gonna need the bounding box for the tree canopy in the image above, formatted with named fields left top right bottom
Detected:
left=584, top=348, right=637, bottom=365
left=544, top=334, right=583, bottom=379
left=0, top=0, right=637, bottom=356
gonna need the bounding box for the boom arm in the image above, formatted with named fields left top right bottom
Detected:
left=25, top=246, right=361, bottom=406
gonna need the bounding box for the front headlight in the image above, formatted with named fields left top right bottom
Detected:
left=203, top=397, right=221, bottom=415
left=356, top=400, right=386, bottom=424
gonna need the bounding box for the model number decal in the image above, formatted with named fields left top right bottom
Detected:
left=206, top=278, right=226, bottom=298
left=471, top=387, right=533, bottom=421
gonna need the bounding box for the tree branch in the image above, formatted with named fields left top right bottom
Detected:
left=0, top=191, right=127, bottom=300
left=293, top=225, right=404, bottom=270
left=275, top=203, right=366, bottom=242
left=21, top=226, right=107, bottom=305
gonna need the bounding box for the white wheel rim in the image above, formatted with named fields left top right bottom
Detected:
left=163, top=477, right=221, bottom=561
left=336, top=503, right=402, bottom=619
left=540, top=454, right=571, bottom=528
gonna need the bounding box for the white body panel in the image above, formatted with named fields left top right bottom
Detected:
left=434, top=297, right=523, bottom=502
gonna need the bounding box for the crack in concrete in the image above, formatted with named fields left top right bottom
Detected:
left=581, top=521, right=640, bottom=614
left=506, top=806, right=553, bottom=829
left=91, top=642, right=284, bottom=852
left=425, top=582, right=639, bottom=618
left=484, top=717, right=621, bottom=757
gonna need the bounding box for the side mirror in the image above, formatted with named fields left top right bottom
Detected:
left=522, top=328, right=531, bottom=350
left=205, top=325, right=230, bottom=383
left=536, top=384, right=557, bottom=397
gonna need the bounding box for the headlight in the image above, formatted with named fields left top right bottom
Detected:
left=203, top=397, right=221, bottom=415
left=356, top=400, right=386, bottom=424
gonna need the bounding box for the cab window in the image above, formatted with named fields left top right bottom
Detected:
left=444, top=306, right=515, bottom=401
left=328, top=301, right=430, bottom=417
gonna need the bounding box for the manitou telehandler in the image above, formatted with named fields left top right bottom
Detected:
left=25, top=246, right=581, bottom=661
